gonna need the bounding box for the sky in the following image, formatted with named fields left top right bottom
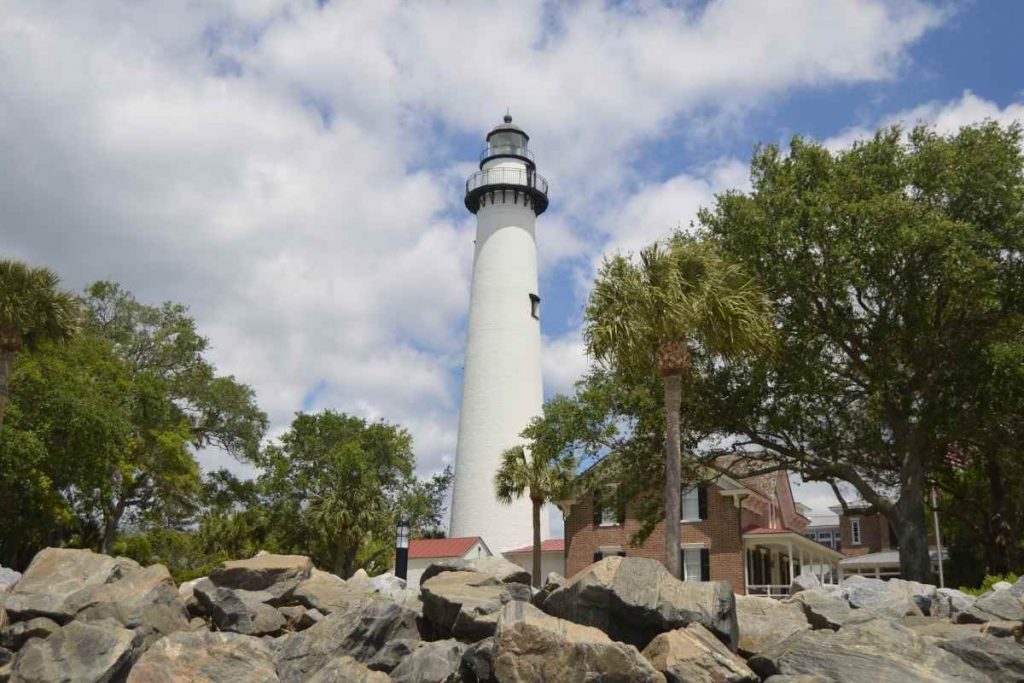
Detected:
left=2, top=0, right=1022, bottom=532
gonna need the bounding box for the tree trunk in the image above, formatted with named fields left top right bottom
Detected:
left=0, top=349, right=12, bottom=437
left=895, top=479, right=931, bottom=583
left=984, top=452, right=1010, bottom=575
left=101, top=502, right=125, bottom=555
left=333, top=533, right=348, bottom=578
left=663, top=371, right=683, bottom=579
left=531, top=498, right=542, bottom=588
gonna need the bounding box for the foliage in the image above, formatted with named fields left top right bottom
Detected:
left=958, top=573, right=1020, bottom=596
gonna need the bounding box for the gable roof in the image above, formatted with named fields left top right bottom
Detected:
left=505, top=539, right=565, bottom=554
left=408, top=536, right=485, bottom=560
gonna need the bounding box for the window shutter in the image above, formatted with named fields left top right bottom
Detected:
left=700, top=548, right=710, bottom=581
left=697, top=486, right=708, bottom=520
left=616, top=498, right=626, bottom=525
left=593, top=551, right=603, bottom=563
left=679, top=549, right=685, bottom=578
left=592, top=491, right=602, bottom=526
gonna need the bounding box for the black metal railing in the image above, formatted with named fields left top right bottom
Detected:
left=465, top=167, right=549, bottom=196
left=479, top=144, right=535, bottom=163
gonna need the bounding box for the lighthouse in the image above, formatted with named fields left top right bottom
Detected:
left=449, top=115, right=550, bottom=553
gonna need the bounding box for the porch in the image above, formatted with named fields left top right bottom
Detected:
left=743, top=528, right=845, bottom=597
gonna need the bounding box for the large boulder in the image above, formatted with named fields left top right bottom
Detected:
left=735, top=595, right=811, bottom=656
left=64, top=563, right=189, bottom=644
left=194, top=580, right=286, bottom=637
left=788, top=589, right=851, bottom=631
left=837, top=576, right=921, bottom=617
left=0, top=616, right=60, bottom=650
left=305, top=656, right=390, bottom=683
left=365, top=638, right=424, bottom=673
left=542, top=557, right=739, bottom=651
left=748, top=617, right=989, bottom=682
left=936, top=634, right=1024, bottom=683
left=642, top=623, right=757, bottom=683
left=126, top=630, right=279, bottom=683
left=421, top=570, right=531, bottom=641
left=0, top=567, right=20, bottom=592
left=788, top=572, right=822, bottom=596
left=420, top=557, right=531, bottom=586
left=3, top=548, right=139, bottom=622
left=531, top=572, right=566, bottom=610
left=931, top=587, right=979, bottom=623
left=9, top=619, right=140, bottom=683
left=208, top=554, right=313, bottom=601
left=971, top=587, right=1024, bottom=621
left=459, top=637, right=495, bottom=683
left=273, top=596, right=419, bottom=682
left=493, top=601, right=665, bottom=682
left=389, top=638, right=466, bottom=683
left=884, top=578, right=938, bottom=615
left=289, top=569, right=360, bottom=614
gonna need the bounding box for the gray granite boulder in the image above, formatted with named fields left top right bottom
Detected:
left=208, top=554, right=313, bottom=602
left=748, top=617, right=989, bottom=682
left=788, top=572, right=822, bottom=596
left=10, top=619, right=140, bottom=683
left=421, top=570, right=531, bottom=641
left=194, top=580, right=286, bottom=636
left=788, top=589, right=851, bottom=630
left=459, top=637, right=495, bottom=683
left=289, top=569, right=361, bottom=614
left=931, top=587, right=979, bottom=622
left=0, top=616, right=60, bottom=650
left=0, top=567, right=20, bottom=592
left=420, top=556, right=531, bottom=586
left=305, top=656, right=390, bottom=682
left=365, top=638, right=424, bottom=673
left=543, top=556, right=739, bottom=651
left=273, top=596, right=419, bottom=681
left=642, top=623, right=757, bottom=682
left=3, top=548, right=139, bottom=622
left=390, top=638, right=466, bottom=683
left=493, top=601, right=665, bottom=682
left=126, top=630, right=278, bottom=682
left=838, top=576, right=920, bottom=617
left=971, top=586, right=1024, bottom=621
left=735, top=595, right=811, bottom=657
left=937, top=634, right=1024, bottom=682
left=531, top=572, right=566, bottom=610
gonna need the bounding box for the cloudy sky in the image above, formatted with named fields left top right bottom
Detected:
left=2, top=0, right=1022, bottom=530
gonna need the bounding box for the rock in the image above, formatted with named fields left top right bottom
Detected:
left=273, top=596, right=419, bottom=681
left=991, top=581, right=1013, bottom=591
left=209, top=554, right=313, bottom=601
left=126, top=630, right=278, bottom=682
left=932, top=587, right=979, bottom=622
left=178, top=578, right=205, bottom=617
left=981, top=620, right=1024, bottom=639
left=366, top=638, right=424, bottom=673
left=290, top=569, right=360, bottom=614
left=459, top=637, right=495, bottom=683
left=188, top=617, right=207, bottom=631
left=789, top=572, right=822, bottom=596
left=421, top=570, right=531, bottom=641
left=420, top=556, right=532, bottom=586
left=763, top=677, right=828, bottom=683
left=884, top=578, right=938, bottom=615
left=748, top=617, right=989, bottom=682
left=899, top=616, right=988, bottom=641
left=0, top=568, right=20, bottom=592
left=642, top=623, right=757, bottom=682
left=3, top=548, right=139, bottom=622
left=369, top=572, right=406, bottom=594
left=937, top=634, right=1024, bottom=682
left=64, top=563, right=189, bottom=644
left=0, top=616, right=60, bottom=650
left=531, top=572, right=565, bottom=610
left=543, top=556, right=739, bottom=651
left=390, top=638, right=466, bottom=683
left=194, top=580, right=286, bottom=636
left=735, top=595, right=810, bottom=657
left=10, top=619, right=140, bottom=683
left=971, top=587, right=1024, bottom=621
left=305, top=656, right=390, bottom=683
left=279, top=606, right=322, bottom=632
left=838, top=576, right=920, bottom=617
left=493, top=601, right=665, bottom=682
left=788, top=589, right=851, bottom=630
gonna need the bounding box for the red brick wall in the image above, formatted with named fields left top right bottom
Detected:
left=564, top=485, right=747, bottom=594
left=838, top=512, right=892, bottom=554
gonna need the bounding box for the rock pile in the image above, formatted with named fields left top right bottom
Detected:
left=0, top=551, right=1021, bottom=682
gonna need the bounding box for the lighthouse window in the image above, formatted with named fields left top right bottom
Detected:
left=529, top=293, right=541, bottom=319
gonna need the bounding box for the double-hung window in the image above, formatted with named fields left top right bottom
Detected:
left=850, top=518, right=861, bottom=545
left=680, top=547, right=710, bottom=581
left=681, top=486, right=707, bottom=521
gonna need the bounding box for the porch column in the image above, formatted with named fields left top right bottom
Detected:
left=787, top=542, right=794, bottom=586
left=798, top=547, right=804, bottom=577
left=743, top=547, right=750, bottom=594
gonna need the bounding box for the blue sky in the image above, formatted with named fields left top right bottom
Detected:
left=1, top=1, right=1021, bottom=528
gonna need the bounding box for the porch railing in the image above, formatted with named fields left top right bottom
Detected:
left=746, top=584, right=792, bottom=597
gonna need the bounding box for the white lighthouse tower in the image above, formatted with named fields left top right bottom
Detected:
left=449, top=115, right=550, bottom=553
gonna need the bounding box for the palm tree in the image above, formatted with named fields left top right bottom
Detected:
left=0, top=260, right=79, bottom=435
left=584, top=236, right=774, bottom=579
left=494, top=444, right=575, bottom=587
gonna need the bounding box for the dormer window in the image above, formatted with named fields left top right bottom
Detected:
left=529, top=293, right=540, bottom=319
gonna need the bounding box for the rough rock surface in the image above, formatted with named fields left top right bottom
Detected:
left=3, top=548, right=139, bottom=622
left=1, top=616, right=60, bottom=650
left=642, top=623, right=757, bottom=683
left=543, top=557, right=739, bottom=651
left=937, top=634, right=1024, bottom=683
left=493, top=601, right=665, bottom=683
left=788, top=589, right=850, bottom=631
left=0, top=567, right=20, bottom=592
left=421, top=570, right=531, bottom=641
left=971, top=587, right=1024, bottom=621
left=748, top=617, right=989, bottom=682
left=208, top=554, right=313, bottom=601
left=735, top=595, right=810, bottom=656
left=365, top=638, right=424, bottom=673
left=273, top=595, right=419, bottom=681
left=788, top=573, right=822, bottom=596
left=194, top=580, right=286, bottom=636
left=389, top=638, right=466, bottom=683
left=126, top=630, right=278, bottom=683
left=459, top=637, right=495, bottom=683
left=931, top=587, right=979, bottom=622
left=420, top=557, right=531, bottom=586
left=838, top=576, right=921, bottom=617
left=10, top=619, right=140, bottom=683
left=290, top=569, right=360, bottom=614
left=305, top=656, right=390, bottom=683
left=531, top=572, right=566, bottom=610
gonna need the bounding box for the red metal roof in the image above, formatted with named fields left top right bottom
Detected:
left=408, top=536, right=482, bottom=559
left=505, top=539, right=565, bottom=554
left=743, top=527, right=796, bottom=535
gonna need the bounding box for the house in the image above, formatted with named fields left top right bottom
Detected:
left=563, top=461, right=843, bottom=596
left=503, top=539, right=565, bottom=579
left=403, top=536, right=491, bottom=586
left=831, top=501, right=945, bottom=580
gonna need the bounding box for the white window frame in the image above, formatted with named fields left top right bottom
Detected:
left=681, top=486, right=700, bottom=522
left=681, top=543, right=704, bottom=581
left=850, top=518, right=861, bottom=545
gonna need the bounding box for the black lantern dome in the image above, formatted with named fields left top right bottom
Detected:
left=466, top=114, right=549, bottom=215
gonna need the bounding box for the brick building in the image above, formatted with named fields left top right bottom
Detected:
left=563, top=460, right=843, bottom=596
left=832, top=501, right=945, bottom=580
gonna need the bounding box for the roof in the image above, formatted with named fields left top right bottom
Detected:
left=408, top=536, right=483, bottom=560
left=505, top=539, right=565, bottom=554
left=838, top=548, right=947, bottom=567
left=486, top=114, right=529, bottom=141
left=743, top=526, right=845, bottom=559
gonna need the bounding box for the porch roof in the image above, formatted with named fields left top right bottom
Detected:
left=743, top=528, right=844, bottom=561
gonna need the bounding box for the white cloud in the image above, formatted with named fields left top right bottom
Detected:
left=0, top=0, right=945, bottom=483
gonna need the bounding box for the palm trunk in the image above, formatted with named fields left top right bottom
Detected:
left=663, top=371, right=683, bottom=579
left=0, top=349, right=13, bottom=437
left=532, top=498, right=542, bottom=588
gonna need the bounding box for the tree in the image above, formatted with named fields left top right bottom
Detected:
left=0, top=260, right=79, bottom=435
left=584, top=237, right=774, bottom=577
left=494, top=436, right=576, bottom=587
left=696, top=123, right=1024, bottom=581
